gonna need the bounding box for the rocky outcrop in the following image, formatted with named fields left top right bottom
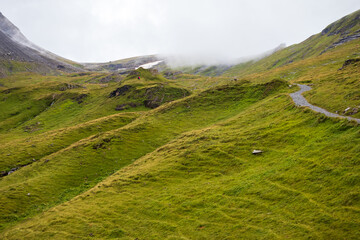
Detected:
left=72, top=94, right=88, bottom=104
left=109, top=85, right=133, bottom=97
left=0, top=162, right=32, bottom=177
left=338, top=58, right=360, bottom=70
left=321, top=31, right=360, bottom=55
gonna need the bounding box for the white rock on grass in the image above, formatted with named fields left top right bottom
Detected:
left=252, top=150, right=263, bottom=154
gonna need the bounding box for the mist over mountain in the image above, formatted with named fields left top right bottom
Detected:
left=0, top=5, right=360, bottom=240
left=1, top=0, right=359, bottom=63
left=0, top=12, right=82, bottom=75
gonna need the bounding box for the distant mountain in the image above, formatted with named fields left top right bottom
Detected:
left=82, top=55, right=161, bottom=73
left=1, top=8, right=360, bottom=239
left=80, top=44, right=286, bottom=77
left=0, top=12, right=83, bottom=76
left=160, top=43, right=286, bottom=77
left=225, top=9, right=360, bottom=77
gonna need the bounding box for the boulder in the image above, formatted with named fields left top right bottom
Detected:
left=252, top=150, right=263, bottom=154
left=344, top=107, right=351, bottom=114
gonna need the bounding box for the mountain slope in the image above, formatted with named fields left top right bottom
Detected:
left=82, top=55, right=160, bottom=72
left=222, top=9, right=360, bottom=120
left=0, top=12, right=83, bottom=76
left=2, top=87, right=359, bottom=239
left=0, top=9, right=359, bottom=240
left=0, top=78, right=286, bottom=231
left=225, top=9, right=360, bottom=77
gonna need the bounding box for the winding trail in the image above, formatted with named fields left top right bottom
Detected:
left=290, top=84, right=360, bottom=123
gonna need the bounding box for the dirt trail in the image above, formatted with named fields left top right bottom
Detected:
left=290, top=84, right=360, bottom=123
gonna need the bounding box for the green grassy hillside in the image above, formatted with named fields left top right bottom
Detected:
left=0, top=68, right=190, bottom=135
left=0, top=60, right=61, bottom=78
left=223, top=38, right=360, bottom=119
left=0, top=78, right=287, bottom=231
left=2, top=87, right=360, bottom=239
left=0, top=10, right=359, bottom=240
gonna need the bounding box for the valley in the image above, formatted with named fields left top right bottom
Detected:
left=0, top=8, right=359, bottom=240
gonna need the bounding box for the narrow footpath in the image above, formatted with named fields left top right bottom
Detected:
left=290, top=84, right=360, bottom=123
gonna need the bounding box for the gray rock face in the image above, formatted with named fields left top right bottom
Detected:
left=0, top=12, right=36, bottom=50
left=0, top=12, right=83, bottom=74
left=321, top=31, right=360, bottom=55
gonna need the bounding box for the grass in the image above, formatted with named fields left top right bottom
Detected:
left=223, top=40, right=360, bottom=119
left=222, top=9, right=360, bottom=117
left=1, top=91, right=359, bottom=239
left=0, top=68, right=191, bottom=137
left=0, top=10, right=359, bottom=239
left=0, top=60, right=58, bottom=77
left=0, top=79, right=287, bottom=232
left=0, top=111, right=139, bottom=172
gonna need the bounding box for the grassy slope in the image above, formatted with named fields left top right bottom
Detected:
left=0, top=69, right=192, bottom=138
left=0, top=10, right=359, bottom=239
left=0, top=112, right=139, bottom=172
left=2, top=91, right=359, bottom=239
left=0, top=69, right=217, bottom=173
left=173, top=9, right=360, bottom=116
left=0, top=79, right=286, bottom=231
left=172, top=64, right=233, bottom=77
left=224, top=39, right=360, bottom=119
left=0, top=60, right=59, bottom=77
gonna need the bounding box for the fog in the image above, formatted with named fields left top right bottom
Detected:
left=1, top=0, right=359, bottom=63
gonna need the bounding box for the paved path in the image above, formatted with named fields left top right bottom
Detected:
left=290, top=84, right=360, bottom=123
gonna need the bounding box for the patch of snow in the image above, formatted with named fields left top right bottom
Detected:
left=135, top=60, right=164, bottom=69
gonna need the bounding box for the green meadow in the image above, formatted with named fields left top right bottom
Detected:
left=0, top=9, right=359, bottom=240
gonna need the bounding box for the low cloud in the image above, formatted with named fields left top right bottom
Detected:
left=1, top=0, right=359, bottom=63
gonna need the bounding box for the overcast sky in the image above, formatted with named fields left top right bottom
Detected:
left=1, top=0, right=359, bottom=63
